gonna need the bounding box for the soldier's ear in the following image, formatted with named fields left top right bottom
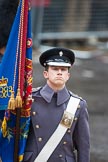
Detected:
left=67, top=72, right=70, bottom=81
left=43, top=71, right=49, bottom=79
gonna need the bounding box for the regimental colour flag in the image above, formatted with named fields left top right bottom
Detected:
left=0, top=0, right=33, bottom=161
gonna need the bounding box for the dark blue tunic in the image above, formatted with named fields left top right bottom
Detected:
left=23, top=84, right=90, bottom=162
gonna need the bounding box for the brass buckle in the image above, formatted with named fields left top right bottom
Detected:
left=60, top=111, right=73, bottom=128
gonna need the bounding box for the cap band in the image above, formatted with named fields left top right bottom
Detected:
left=47, top=62, right=71, bottom=67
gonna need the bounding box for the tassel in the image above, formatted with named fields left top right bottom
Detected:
left=1, top=117, right=7, bottom=137
left=19, top=154, right=23, bottom=162
left=15, top=88, right=22, bottom=108
left=8, top=91, right=15, bottom=110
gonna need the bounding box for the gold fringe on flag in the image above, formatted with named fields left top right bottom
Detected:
left=8, top=91, right=15, bottom=110
left=15, top=88, right=22, bottom=108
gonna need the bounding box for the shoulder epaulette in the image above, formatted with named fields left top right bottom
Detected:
left=32, top=87, right=42, bottom=93
left=69, top=91, right=83, bottom=100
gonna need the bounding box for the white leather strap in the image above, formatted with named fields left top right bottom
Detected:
left=34, top=97, right=80, bottom=162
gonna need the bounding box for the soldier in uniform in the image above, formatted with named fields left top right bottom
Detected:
left=23, top=47, right=90, bottom=162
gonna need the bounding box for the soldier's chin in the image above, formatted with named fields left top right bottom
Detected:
left=54, top=80, right=65, bottom=86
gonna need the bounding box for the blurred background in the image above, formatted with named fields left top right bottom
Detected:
left=31, top=0, right=108, bottom=162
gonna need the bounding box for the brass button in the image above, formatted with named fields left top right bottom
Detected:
left=63, top=141, right=67, bottom=145
left=59, top=154, right=63, bottom=158
left=36, top=125, right=40, bottom=129
left=67, top=129, right=71, bottom=133
left=32, top=111, right=36, bottom=115
left=32, top=98, right=34, bottom=102
left=74, top=117, right=78, bottom=121
left=38, top=137, right=42, bottom=142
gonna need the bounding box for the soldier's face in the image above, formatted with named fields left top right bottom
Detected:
left=43, top=66, right=70, bottom=90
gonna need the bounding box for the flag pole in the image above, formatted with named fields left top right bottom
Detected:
left=14, top=107, right=21, bottom=162
left=13, top=0, right=29, bottom=161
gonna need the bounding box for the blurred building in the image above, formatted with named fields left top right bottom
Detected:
left=31, top=0, right=108, bottom=48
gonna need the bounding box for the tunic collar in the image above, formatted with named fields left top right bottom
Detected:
left=40, top=84, right=70, bottom=105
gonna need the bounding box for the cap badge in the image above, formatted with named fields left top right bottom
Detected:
left=59, top=51, right=63, bottom=57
